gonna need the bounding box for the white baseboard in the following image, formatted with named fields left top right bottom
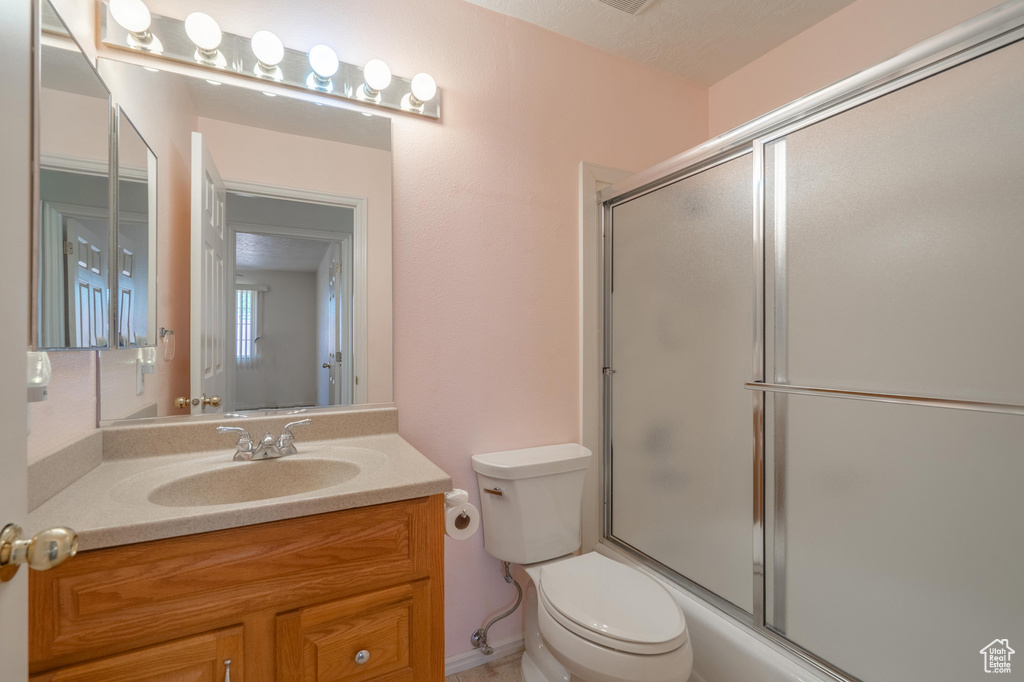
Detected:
left=444, top=635, right=525, bottom=677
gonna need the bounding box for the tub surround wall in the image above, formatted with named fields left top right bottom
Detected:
left=707, top=0, right=1005, bottom=136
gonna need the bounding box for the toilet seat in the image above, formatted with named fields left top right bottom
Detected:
left=537, top=553, right=687, bottom=655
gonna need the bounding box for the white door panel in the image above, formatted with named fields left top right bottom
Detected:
left=1, top=0, right=31, bottom=671
left=190, top=133, right=228, bottom=414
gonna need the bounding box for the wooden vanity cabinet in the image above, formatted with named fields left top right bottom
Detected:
left=29, top=496, right=445, bottom=682
left=29, top=627, right=243, bottom=682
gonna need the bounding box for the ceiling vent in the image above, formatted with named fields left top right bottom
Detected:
left=593, top=0, right=657, bottom=15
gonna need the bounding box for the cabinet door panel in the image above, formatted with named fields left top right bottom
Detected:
left=31, top=626, right=241, bottom=682
left=278, top=582, right=431, bottom=682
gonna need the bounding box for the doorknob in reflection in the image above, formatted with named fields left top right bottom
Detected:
left=322, top=363, right=331, bottom=369
left=0, top=524, right=78, bottom=581
left=175, top=395, right=221, bottom=408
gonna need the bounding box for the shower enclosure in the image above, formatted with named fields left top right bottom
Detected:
left=599, top=3, right=1024, bottom=681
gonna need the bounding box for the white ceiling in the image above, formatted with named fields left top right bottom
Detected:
left=231, top=194, right=354, bottom=271
left=235, top=233, right=332, bottom=272
left=463, top=0, right=856, bottom=85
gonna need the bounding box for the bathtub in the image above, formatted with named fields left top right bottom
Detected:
left=594, top=544, right=830, bottom=682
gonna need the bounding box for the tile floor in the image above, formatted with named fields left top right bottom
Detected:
left=445, top=652, right=523, bottom=681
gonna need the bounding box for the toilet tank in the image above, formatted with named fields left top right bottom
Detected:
left=471, top=443, right=592, bottom=565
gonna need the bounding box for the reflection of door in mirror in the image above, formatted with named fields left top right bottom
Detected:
left=38, top=170, right=110, bottom=348
left=37, top=39, right=111, bottom=350
left=229, top=198, right=354, bottom=413
left=190, top=132, right=227, bottom=415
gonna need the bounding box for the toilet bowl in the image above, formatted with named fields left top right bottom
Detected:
left=522, top=552, right=693, bottom=682
left=471, top=444, right=693, bottom=682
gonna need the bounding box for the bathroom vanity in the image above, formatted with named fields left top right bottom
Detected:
left=29, top=497, right=443, bottom=682
left=25, top=409, right=450, bottom=682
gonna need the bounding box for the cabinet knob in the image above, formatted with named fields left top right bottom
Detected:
left=0, top=524, right=78, bottom=581
left=224, top=659, right=231, bottom=682
left=355, top=649, right=370, bottom=665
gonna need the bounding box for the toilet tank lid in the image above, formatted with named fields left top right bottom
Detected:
left=471, top=443, right=591, bottom=480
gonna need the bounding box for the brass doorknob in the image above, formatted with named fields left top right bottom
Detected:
left=177, top=395, right=221, bottom=408
left=0, top=524, right=78, bottom=582
left=322, top=363, right=331, bottom=368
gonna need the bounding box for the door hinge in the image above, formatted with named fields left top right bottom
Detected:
left=63, top=241, right=75, bottom=256
left=334, top=262, right=343, bottom=274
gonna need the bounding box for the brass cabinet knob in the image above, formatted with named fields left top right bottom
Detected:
left=0, top=524, right=78, bottom=582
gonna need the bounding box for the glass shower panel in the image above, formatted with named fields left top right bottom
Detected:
left=610, top=154, right=754, bottom=614
left=779, top=395, right=1024, bottom=682
left=766, top=38, right=1024, bottom=404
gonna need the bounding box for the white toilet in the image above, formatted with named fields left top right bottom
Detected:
left=472, top=444, right=693, bottom=682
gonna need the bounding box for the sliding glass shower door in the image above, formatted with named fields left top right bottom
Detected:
left=608, top=153, right=755, bottom=616
left=604, top=22, right=1024, bottom=682
left=759, top=36, right=1024, bottom=682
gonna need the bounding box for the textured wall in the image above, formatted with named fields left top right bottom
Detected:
left=707, top=0, right=1005, bottom=136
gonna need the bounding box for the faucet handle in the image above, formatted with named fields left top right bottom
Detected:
left=217, top=426, right=255, bottom=460
left=282, top=418, right=311, bottom=437
left=277, top=418, right=311, bottom=453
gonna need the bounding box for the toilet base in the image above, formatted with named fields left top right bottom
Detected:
left=522, top=581, right=572, bottom=682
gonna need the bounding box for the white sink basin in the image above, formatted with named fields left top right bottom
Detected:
left=148, top=458, right=361, bottom=507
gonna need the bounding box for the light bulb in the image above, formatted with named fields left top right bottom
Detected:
left=411, top=72, right=437, bottom=103
left=363, top=59, right=391, bottom=94
left=309, top=44, right=339, bottom=79
left=184, top=12, right=222, bottom=52
left=109, top=0, right=151, bottom=34
left=251, top=30, right=284, bottom=68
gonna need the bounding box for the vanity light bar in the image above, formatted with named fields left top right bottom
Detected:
left=100, top=1, right=441, bottom=120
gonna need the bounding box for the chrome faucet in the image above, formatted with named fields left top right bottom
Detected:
left=276, top=418, right=311, bottom=456
left=218, top=419, right=311, bottom=461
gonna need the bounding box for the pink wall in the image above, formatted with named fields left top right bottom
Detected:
left=707, top=0, right=1005, bottom=136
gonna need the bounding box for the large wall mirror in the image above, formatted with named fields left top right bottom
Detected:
left=36, top=0, right=113, bottom=350
left=95, top=59, right=393, bottom=423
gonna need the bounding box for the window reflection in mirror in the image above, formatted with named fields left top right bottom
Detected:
left=37, top=9, right=112, bottom=350
left=95, top=59, right=393, bottom=423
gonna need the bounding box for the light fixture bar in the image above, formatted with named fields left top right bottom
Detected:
left=100, top=1, right=441, bottom=120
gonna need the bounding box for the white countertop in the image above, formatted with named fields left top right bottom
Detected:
left=27, top=432, right=452, bottom=551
